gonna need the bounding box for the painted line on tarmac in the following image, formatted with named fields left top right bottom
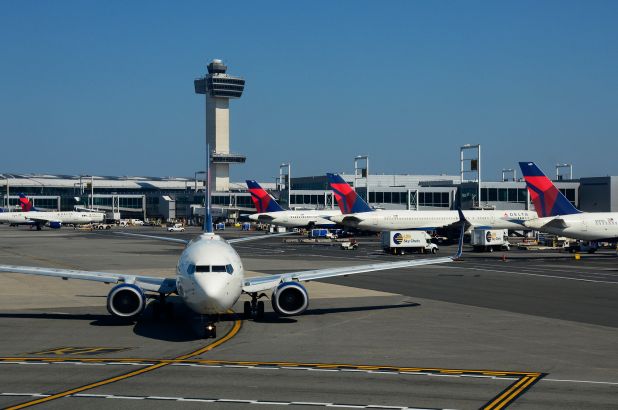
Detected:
left=0, top=356, right=542, bottom=409
left=0, top=359, right=523, bottom=380
left=482, top=374, right=546, bottom=410
left=0, top=393, right=451, bottom=409
left=456, top=265, right=618, bottom=284
left=4, top=318, right=243, bottom=410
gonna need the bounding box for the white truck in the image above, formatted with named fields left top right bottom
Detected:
left=381, top=231, right=438, bottom=255
left=471, top=229, right=510, bottom=252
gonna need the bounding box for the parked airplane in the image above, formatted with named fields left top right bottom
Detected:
left=0, top=213, right=464, bottom=338
left=246, top=180, right=341, bottom=228
left=327, top=173, right=536, bottom=232
left=0, top=193, right=105, bottom=230
left=520, top=162, right=618, bottom=241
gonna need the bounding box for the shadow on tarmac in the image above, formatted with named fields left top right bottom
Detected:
left=0, top=301, right=421, bottom=342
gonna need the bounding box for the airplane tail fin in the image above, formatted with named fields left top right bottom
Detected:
left=246, top=180, right=285, bottom=213
left=18, top=193, right=36, bottom=212
left=327, top=173, right=373, bottom=214
left=519, top=162, right=580, bottom=217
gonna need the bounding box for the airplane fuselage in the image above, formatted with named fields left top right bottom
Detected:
left=524, top=212, right=618, bottom=241
left=175, top=234, right=244, bottom=315
left=249, top=209, right=341, bottom=228
left=0, top=211, right=105, bottom=226
left=331, top=210, right=537, bottom=231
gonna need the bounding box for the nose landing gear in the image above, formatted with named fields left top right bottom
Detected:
left=243, top=293, right=265, bottom=319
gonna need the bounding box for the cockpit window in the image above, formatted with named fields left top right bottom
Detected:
left=226, top=264, right=234, bottom=274
left=195, top=265, right=209, bottom=273
left=211, top=265, right=227, bottom=273
left=187, top=264, right=195, bottom=275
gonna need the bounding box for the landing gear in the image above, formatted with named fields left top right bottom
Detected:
left=150, top=294, right=173, bottom=320
left=245, top=293, right=266, bottom=320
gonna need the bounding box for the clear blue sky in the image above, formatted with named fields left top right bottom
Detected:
left=1, top=1, right=617, bottom=181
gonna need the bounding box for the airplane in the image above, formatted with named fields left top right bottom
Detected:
left=0, top=193, right=105, bottom=230
left=519, top=162, right=618, bottom=241
left=246, top=180, right=341, bottom=228
left=0, top=163, right=465, bottom=338
left=326, top=173, right=537, bottom=233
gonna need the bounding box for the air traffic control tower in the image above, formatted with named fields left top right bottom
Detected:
left=194, top=59, right=246, bottom=191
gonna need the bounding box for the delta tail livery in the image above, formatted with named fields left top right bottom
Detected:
left=0, top=193, right=105, bottom=230
left=246, top=180, right=341, bottom=228
left=326, top=173, right=537, bottom=232
left=520, top=162, right=618, bottom=240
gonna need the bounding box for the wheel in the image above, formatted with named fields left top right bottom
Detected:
left=488, top=247, right=494, bottom=253
left=243, top=301, right=251, bottom=318
left=431, top=248, right=437, bottom=254
left=150, top=300, right=161, bottom=320
left=256, top=301, right=265, bottom=319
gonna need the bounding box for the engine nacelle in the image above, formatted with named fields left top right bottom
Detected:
left=106, top=284, right=146, bottom=318
left=271, top=282, right=309, bottom=316
left=48, top=221, right=62, bottom=229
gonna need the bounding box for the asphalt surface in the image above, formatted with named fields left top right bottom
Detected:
left=0, top=225, right=617, bottom=409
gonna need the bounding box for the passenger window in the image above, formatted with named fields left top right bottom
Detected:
left=211, top=265, right=227, bottom=273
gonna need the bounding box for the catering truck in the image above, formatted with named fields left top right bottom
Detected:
left=381, top=231, right=438, bottom=255
left=471, top=229, right=510, bottom=252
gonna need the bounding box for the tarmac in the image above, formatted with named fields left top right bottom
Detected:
left=0, top=225, right=616, bottom=409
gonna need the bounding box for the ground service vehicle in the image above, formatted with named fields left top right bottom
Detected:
left=471, top=229, right=510, bottom=252
left=340, top=239, right=358, bottom=250
left=168, top=224, right=185, bottom=232
left=381, top=231, right=438, bottom=255
left=563, top=240, right=598, bottom=253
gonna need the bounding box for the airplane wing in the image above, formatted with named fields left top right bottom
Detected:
left=116, top=232, right=190, bottom=245
left=116, top=231, right=294, bottom=246
left=0, top=265, right=176, bottom=293
left=539, top=218, right=569, bottom=229
left=243, top=220, right=465, bottom=293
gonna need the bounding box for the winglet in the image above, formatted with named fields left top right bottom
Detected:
left=453, top=208, right=466, bottom=260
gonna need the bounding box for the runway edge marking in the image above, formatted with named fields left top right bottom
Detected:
left=3, top=318, right=242, bottom=410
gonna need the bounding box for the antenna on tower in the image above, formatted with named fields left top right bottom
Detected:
left=204, top=144, right=213, bottom=233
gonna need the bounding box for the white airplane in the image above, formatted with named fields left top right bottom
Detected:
left=520, top=162, right=618, bottom=241
left=246, top=180, right=340, bottom=228
left=0, top=212, right=465, bottom=338
left=327, top=174, right=536, bottom=232
left=0, top=194, right=105, bottom=230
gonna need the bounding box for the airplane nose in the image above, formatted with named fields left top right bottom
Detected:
left=194, top=273, right=230, bottom=310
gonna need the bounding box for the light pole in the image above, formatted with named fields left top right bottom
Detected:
left=460, top=144, right=481, bottom=208
left=194, top=171, right=205, bottom=192
left=556, top=163, right=573, bottom=181
left=279, top=162, right=291, bottom=208
left=501, top=168, right=516, bottom=182
left=354, top=155, right=369, bottom=202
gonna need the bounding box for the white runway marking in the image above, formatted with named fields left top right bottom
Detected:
left=0, top=392, right=450, bottom=409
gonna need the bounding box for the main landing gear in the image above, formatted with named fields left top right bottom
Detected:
left=150, top=294, right=174, bottom=320
left=243, top=293, right=265, bottom=320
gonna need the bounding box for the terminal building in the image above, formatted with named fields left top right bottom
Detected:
left=2, top=171, right=612, bottom=223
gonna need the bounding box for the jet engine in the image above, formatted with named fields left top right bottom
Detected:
left=271, top=282, right=309, bottom=316
left=106, top=284, right=146, bottom=318
left=48, top=221, right=62, bottom=229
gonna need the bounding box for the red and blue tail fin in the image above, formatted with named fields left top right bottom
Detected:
left=18, top=193, right=36, bottom=212
left=246, top=180, right=285, bottom=213
left=327, top=173, right=373, bottom=214
left=519, top=162, right=580, bottom=217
